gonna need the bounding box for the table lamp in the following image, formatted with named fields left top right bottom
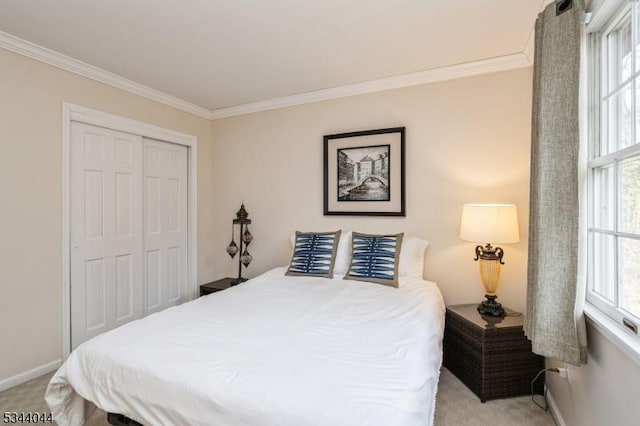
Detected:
left=459, top=204, right=520, bottom=316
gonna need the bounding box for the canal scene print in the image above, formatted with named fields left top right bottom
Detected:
left=337, top=144, right=390, bottom=201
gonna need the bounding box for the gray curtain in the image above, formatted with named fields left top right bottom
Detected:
left=525, top=0, right=588, bottom=366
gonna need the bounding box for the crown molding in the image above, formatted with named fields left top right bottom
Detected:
left=209, top=52, right=532, bottom=120
left=523, top=28, right=536, bottom=64
left=0, top=30, right=211, bottom=119
left=0, top=29, right=534, bottom=121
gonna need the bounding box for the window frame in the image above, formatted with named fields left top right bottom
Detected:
left=587, top=0, right=640, bottom=339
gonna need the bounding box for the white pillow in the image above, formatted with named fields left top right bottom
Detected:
left=333, top=231, right=352, bottom=275
left=398, top=237, right=429, bottom=278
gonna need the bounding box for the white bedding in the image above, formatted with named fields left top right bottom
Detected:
left=46, top=267, right=445, bottom=426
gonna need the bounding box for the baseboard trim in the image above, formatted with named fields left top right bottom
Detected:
left=546, top=388, right=567, bottom=426
left=0, top=360, right=62, bottom=392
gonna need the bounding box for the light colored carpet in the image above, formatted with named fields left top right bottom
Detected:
left=0, top=367, right=554, bottom=425
left=435, top=369, right=555, bottom=426
left=0, top=372, right=106, bottom=426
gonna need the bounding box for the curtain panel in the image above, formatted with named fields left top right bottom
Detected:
left=525, top=0, right=588, bottom=366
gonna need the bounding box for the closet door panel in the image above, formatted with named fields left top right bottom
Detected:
left=70, top=122, right=143, bottom=349
left=143, top=139, right=188, bottom=315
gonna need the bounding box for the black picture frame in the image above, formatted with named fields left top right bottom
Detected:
left=323, top=127, right=405, bottom=216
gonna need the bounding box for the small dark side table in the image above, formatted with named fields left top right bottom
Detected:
left=443, top=304, right=545, bottom=402
left=199, top=277, right=247, bottom=296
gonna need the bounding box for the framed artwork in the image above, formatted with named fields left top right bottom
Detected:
left=323, top=127, right=405, bottom=216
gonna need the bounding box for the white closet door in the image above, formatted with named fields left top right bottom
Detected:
left=143, top=139, right=188, bottom=315
left=70, top=122, right=143, bottom=349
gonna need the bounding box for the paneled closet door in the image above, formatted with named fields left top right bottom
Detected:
left=143, top=139, right=188, bottom=315
left=70, top=122, right=144, bottom=349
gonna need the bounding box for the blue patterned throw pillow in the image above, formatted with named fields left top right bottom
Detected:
left=286, top=231, right=341, bottom=278
left=345, top=232, right=404, bottom=287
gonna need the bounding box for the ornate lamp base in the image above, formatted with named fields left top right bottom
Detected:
left=477, top=294, right=505, bottom=317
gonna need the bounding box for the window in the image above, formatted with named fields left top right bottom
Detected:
left=588, top=0, right=640, bottom=334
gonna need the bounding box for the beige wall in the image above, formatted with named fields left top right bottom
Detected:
left=211, top=67, right=533, bottom=313
left=547, top=323, right=640, bottom=426
left=0, top=48, right=215, bottom=381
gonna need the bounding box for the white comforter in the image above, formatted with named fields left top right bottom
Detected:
left=46, top=267, right=445, bottom=426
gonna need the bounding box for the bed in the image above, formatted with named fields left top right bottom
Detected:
left=46, top=266, right=445, bottom=426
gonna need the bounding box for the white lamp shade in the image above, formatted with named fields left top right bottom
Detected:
left=460, top=204, right=520, bottom=244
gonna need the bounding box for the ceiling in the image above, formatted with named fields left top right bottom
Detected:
left=0, top=0, right=544, bottom=112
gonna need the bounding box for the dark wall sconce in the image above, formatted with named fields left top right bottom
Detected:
left=226, top=203, right=253, bottom=285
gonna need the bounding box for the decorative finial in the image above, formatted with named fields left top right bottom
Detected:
left=236, top=203, right=249, bottom=221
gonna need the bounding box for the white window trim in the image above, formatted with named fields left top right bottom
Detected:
left=584, top=302, right=640, bottom=366
left=586, top=0, right=640, bottom=351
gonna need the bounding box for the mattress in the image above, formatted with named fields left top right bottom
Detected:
left=46, top=267, right=445, bottom=426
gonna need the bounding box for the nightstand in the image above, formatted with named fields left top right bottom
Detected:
left=443, top=304, right=544, bottom=402
left=199, top=277, right=246, bottom=296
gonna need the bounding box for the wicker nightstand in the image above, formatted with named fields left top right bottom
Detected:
left=443, top=304, right=544, bottom=402
left=199, top=277, right=246, bottom=297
